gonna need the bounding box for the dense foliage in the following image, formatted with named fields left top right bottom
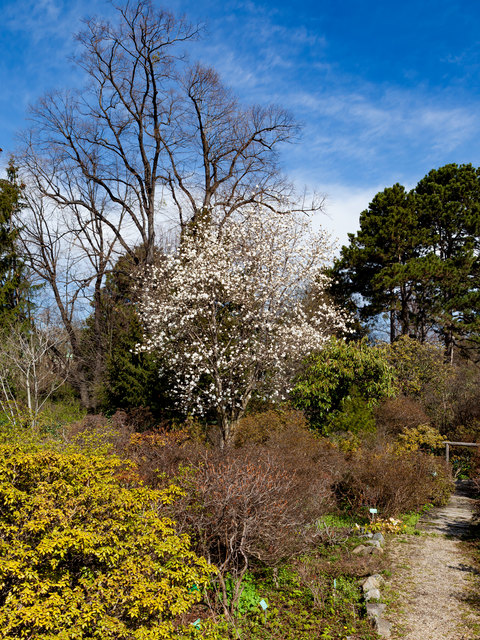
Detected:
left=332, top=163, right=480, bottom=360
left=79, top=249, right=175, bottom=418
left=291, top=338, right=396, bottom=433
left=0, top=161, right=31, bottom=328
left=0, top=446, right=215, bottom=639
left=138, top=211, right=346, bottom=445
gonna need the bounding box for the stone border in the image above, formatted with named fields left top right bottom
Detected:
left=352, top=532, right=392, bottom=638
left=362, top=573, right=391, bottom=638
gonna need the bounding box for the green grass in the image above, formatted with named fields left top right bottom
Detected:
left=399, top=511, right=422, bottom=534
left=214, top=566, right=378, bottom=639
left=315, top=513, right=359, bottom=529
left=397, top=504, right=434, bottom=535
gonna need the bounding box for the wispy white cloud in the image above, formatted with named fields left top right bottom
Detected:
left=300, top=183, right=382, bottom=251
left=2, top=0, right=480, bottom=246
left=186, top=0, right=329, bottom=97
left=174, top=0, right=480, bottom=193
left=2, top=0, right=106, bottom=44
left=283, top=84, right=480, bottom=189
left=290, top=89, right=478, bottom=144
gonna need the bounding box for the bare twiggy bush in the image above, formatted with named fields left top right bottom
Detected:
left=294, top=545, right=386, bottom=621
left=111, top=407, right=157, bottom=432
left=334, top=448, right=453, bottom=517
left=0, top=323, right=70, bottom=429
left=375, top=395, right=430, bottom=437
left=294, top=559, right=330, bottom=609
left=170, top=446, right=332, bottom=615
left=235, top=409, right=347, bottom=485
left=295, top=550, right=383, bottom=610
left=118, top=418, right=338, bottom=615
left=308, top=522, right=351, bottom=546
left=233, top=409, right=309, bottom=446
left=126, top=428, right=202, bottom=480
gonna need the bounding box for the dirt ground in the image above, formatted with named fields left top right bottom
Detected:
left=385, top=482, right=480, bottom=640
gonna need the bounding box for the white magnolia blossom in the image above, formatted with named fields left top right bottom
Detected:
left=138, top=209, right=348, bottom=445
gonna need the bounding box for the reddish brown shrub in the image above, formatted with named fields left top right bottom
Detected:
left=375, top=395, right=430, bottom=437
left=124, top=428, right=203, bottom=482
left=469, top=443, right=480, bottom=480
left=68, top=413, right=110, bottom=435
left=233, top=409, right=309, bottom=446
left=171, top=445, right=334, bottom=614
left=110, top=407, right=157, bottom=432
left=119, top=413, right=345, bottom=609
left=235, top=409, right=348, bottom=490
left=334, top=448, right=453, bottom=517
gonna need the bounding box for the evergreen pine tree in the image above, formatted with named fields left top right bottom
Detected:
left=0, top=160, right=32, bottom=327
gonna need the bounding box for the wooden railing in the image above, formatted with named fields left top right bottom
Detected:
left=444, top=441, right=480, bottom=463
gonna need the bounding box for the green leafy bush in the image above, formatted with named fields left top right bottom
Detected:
left=291, top=338, right=395, bottom=434
left=326, top=391, right=376, bottom=437
left=384, top=336, right=449, bottom=398
left=0, top=446, right=216, bottom=639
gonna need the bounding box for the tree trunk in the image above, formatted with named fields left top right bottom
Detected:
left=390, top=308, right=396, bottom=343
left=444, top=326, right=455, bottom=365
left=400, top=283, right=411, bottom=336
left=219, top=413, right=241, bottom=449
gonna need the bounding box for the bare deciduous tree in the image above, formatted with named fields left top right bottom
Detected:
left=16, top=0, right=322, bottom=410
left=20, top=0, right=313, bottom=265
left=0, top=321, right=70, bottom=428
left=17, top=180, right=118, bottom=409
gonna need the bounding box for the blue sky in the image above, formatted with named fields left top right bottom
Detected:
left=2, top=0, right=480, bottom=245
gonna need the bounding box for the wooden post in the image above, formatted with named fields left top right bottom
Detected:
left=444, top=441, right=480, bottom=465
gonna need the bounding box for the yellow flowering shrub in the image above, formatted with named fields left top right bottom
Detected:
left=0, top=446, right=216, bottom=639
left=396, top=424, right=446, bottom=453
left=362, top=518, right=407, bottom=534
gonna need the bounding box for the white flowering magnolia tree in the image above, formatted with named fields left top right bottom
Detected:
left=138, top=210, right=347, bottom=446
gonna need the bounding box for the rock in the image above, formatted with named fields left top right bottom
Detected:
left=366, top=602, right=386, bottom=619
left=370, top=546, right=384, bottom=555
left=363, top=572, right=390, bottom=637
left=364, top=587, right=381, bottom=601
left=353, top=544, right=384, bottom=556
left=352, top=545, right=369, bottom=554
left=362, top=574, right=384, bottom=591
left=372, top=532, right=385, bottom=546
left=375, top=617, right=392, bottom=638
left=362, top=576, right=380, bottom=591
left=365, top=539, right=381, bottom=548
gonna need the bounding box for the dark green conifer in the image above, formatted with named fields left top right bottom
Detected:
left=0, top=161, right=32, bottom=327
left=331, top=164, right=480, bottom=362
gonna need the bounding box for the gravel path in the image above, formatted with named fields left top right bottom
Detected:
left=386, top=482, right=480, bottom=640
